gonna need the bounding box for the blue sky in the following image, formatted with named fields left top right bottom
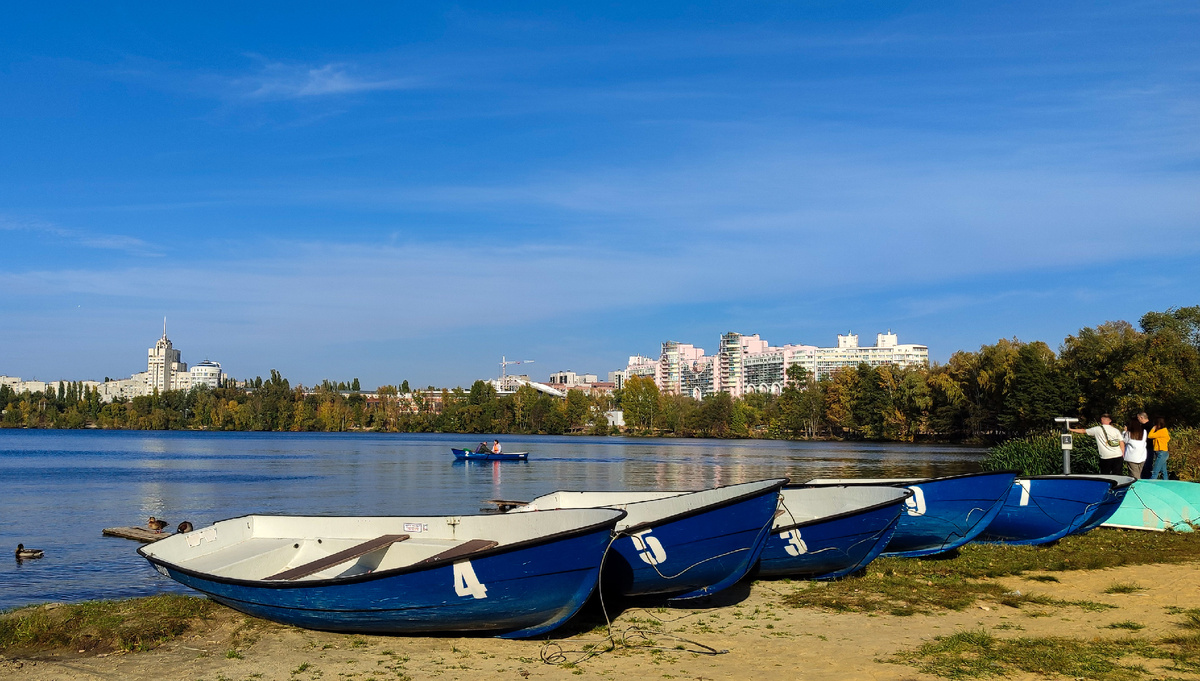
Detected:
left=2, top=2, right=1197, bottom=388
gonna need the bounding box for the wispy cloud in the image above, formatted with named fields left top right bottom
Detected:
left=0, top=217, right=164, bottom=257
left=231, top=62, right=421, bottom=100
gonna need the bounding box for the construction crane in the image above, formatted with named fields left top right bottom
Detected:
left=499, top=356, right=534, bottom=384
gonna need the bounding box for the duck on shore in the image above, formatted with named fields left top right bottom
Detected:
left=148, top=517, right=169, bottom=533
left=16, top=544, right=44, bottom=559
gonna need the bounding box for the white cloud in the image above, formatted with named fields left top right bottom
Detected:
left=233, top=62, right=420, bottom=100
left=0, top=217, right=164, bottom=257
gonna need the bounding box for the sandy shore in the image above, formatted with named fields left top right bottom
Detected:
left=5, top=561, right=1200, bottom=681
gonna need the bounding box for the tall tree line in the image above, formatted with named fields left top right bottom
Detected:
left=3, top=306, right=1198, bottom=440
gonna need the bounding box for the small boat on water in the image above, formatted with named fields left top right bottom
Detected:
left=139, top=508, right=625, bottom=638
left=452, top=448, right=529, bottom=462
left=804, top=471, right=1016, bottom=557
left=756, top=485, right=911, bottom=580
left=976, top=475, right=1122, bottom=545
left=1102, top=480, right=1200, bottom=532
left=510, top=478, right=788, bottom=601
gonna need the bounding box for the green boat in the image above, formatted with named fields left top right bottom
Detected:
left=1101, top=480, right=1199, bottom=532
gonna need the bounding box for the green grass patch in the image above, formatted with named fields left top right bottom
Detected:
left=891, top=629, right=1152, bottom=680
left=778, top=529, right=1200, bottom=616
left=1105, top=582, right=1146, bottom=594
left=0, top=594, right=221, bottom=655
left=896, top=608, right=1200, bottom=678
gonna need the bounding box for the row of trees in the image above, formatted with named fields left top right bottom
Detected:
left=3, top=306, right=1198, bottom=441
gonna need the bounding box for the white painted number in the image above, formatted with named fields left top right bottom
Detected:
left=630, top=529, right=668, bottom=565
left=453, top=560, right=488, bottom=599
left=1017, top=479, right=1032, bottom=506
left=905, top=486, right=927, bottom=516
left=782, top=529, right=808, bottom=556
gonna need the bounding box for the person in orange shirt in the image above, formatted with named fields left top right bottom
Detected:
left=491, top=439, right=502, bottom=454
left=1148, top=417, right=1171, bottom=480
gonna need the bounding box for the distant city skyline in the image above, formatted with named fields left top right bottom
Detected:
left=2, top=3, right=1197, bottom=388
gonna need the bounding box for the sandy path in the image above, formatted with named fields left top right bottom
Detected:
left=6, top=561, right=1200, bottom=681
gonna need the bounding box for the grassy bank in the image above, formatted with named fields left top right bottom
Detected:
left=783, top=527, right=1200, bottom=616
left=0, top=595, right=230, bottom=657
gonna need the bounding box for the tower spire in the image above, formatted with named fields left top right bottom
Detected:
left=163, top=317, right=167, bottom=339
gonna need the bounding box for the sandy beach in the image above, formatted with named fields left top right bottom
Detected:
left=5, top=559, right=1200, bottom=681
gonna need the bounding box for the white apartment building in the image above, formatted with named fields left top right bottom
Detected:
left=620, top=330, right=928, bottom=399
left=2, top=325, right=225, bottom=402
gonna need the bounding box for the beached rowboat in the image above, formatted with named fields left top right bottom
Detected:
left=976, top=475, right=1124, bottom=545
left=1102, top=480, right=1200, bottom=532
left=804, top=471, right=1016, bottom=557
left=510, top=478, right=787, bottom=600
left=139, top=509, right=625, bottom=638
left=756, top=485, right=911, bottom=580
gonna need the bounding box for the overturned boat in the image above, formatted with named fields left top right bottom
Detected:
left=1102, top=479, right=1200, bottom=532
left=804, top=471, right=1016, bottom=557
left=1069, top=475, right=1137, bottom=534
left=976, top=475, right=1124, bottom=545
left=510, top=478, right=787, bottom=600
left=757, top=485, right=911, bottom=580
left=139, top=509, right=625, bottom=638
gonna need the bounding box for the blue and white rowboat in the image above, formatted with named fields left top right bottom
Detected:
left=139, top=509, right=625, bottom=638
left=805, top=471, right=1016, bottom=557
left=1070, top=475, right=1136, bottom=534
left=757, top=485, right=911, bottom=580
left=511, top=478, right=787, bottom=600
left=976, top=475, right=1120, bottom=545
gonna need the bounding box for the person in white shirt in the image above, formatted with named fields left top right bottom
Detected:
left=1069, top=414, right=1125, bottom=475
left=1122, top=416, right=1148, bottom=479
left=491, top=439, right=502, bottom=454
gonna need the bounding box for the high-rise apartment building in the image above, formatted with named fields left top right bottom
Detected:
left=619, top=331, right=928, bottom=399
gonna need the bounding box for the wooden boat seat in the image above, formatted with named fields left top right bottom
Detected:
left=267, top=534, right=409, bottom=581
left=417, top=539, right=498, bottom=564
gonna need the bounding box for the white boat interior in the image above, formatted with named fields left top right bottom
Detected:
left=775, top=486, right=912, bottom=530
left=509, top=478, right=787, bottom=532
left=140, top=509, right=624, bottom=583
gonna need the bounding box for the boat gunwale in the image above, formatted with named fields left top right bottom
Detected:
left=772, top=487, right=913, bottom=534
left=1018, top=474, right=1123, bottom=490
left=799, top=469, right=1020, bottom=488
left=528, top=478, right=789, bottom=536
left=137, top=508, right=627, bottom=590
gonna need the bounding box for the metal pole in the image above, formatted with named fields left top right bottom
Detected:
left=1054, top=417, right=1078, bottom=475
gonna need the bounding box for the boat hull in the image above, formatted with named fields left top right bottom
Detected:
left=757, top=486, right=909, bottom=580
left=515, top=479, right=787, bottom=601
left=977, top=476, right=1116, bottom=545
left=452, top=448, right=529, bottom=461
left=804, top=471, right=1016, bottom=557
left=1102, top=480, right=1199, bottom=532
left=1071, top=475, right=1136, bottom=534
left=140, top=511, right=622, bottom=638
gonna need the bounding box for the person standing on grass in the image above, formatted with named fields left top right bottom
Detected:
left=1148, top=417, right=1172, bottom=479
left=1136, top=412, right=1153, bottom=478
left=1123, top=416, right=1148, bottom=479
left=1069, top=414, right=1125, bottom=475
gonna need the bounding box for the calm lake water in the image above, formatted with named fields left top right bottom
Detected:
left=0, top=430, right=986, bottom=610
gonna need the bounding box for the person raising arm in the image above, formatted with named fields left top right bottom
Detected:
left=1069, top=414, right=1125, bottom=475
